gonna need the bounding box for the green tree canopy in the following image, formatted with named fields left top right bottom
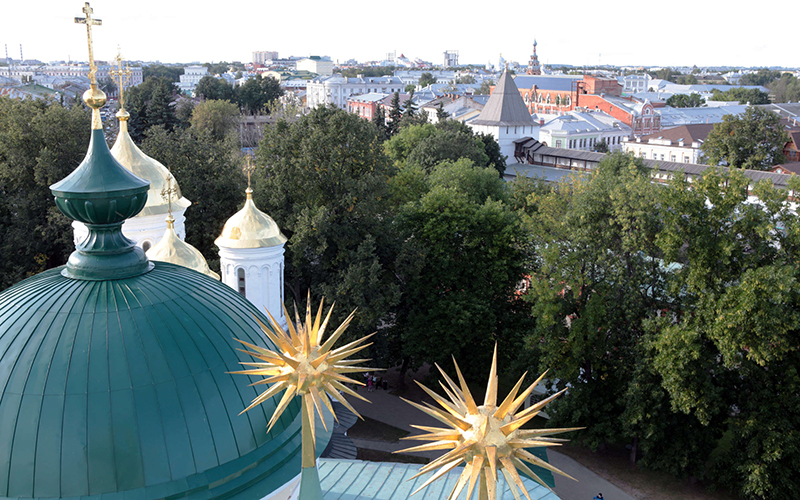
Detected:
left=143, top=64, right=184, bottom=82
left=701, top=107, right=787, bottom=170
left=189, top=99, right=240, bottom=141
left=125, top=77, right=180, bottom=142
left=236, top=74, right=283, bottom=114
left=665, top=93, right=705, bottom=108
left=418, top=72, right=436, bottom=87
left=0, top=98, right=90, bottom=291
left=739, top=68, right=782, bottom=87
left=710, top=87, right=770, bottom=105
left=253, top=105, right=400, bottom=342
left=195, top=75, right=235, bottom=101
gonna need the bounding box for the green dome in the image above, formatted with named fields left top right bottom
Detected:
left=0, top=262, right=306, bottom=500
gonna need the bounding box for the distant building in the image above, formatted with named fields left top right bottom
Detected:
left=420, top=94, right=488, bottom=124
left=296, top=56, right=333, bottom=76
left=539, top=111, right=632, bottom=151
left=178, top=65, right=208, bottom=93
left=783, top=130, right=800, bottom=163
left=514, top=74, right=622, bottom=115
left=617, top=74, right=652, bottom=93
left=0, top=64, right=143, bottom=88
left=576, top=94, right=660, bottom=136
left=307, top=75, right=404, bottom=109
left=526, top=40, right=541, bottom=75
left=347, top=92, right=390, bottom=120
left=252, top=51, right=279, bottom=65
left=622, top=123, right=715, bottom=164
left=443, top=50, right=459, bottom=67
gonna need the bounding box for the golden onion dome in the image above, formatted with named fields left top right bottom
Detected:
left=147, top=215, right=220, bottom=279
left=111, top=114, right=191, bottom=216
left=215, top=188, right=287, bottom=249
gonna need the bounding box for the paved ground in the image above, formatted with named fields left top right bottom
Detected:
left=344, top=387, right=635, bottom=500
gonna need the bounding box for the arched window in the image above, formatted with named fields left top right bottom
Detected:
left=237, top=268, right=246, bottom=297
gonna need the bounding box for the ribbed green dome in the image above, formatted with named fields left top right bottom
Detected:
left=0, top=263, right=307, bottom=500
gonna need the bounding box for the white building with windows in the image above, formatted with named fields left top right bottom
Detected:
left=539, top=111, right=632, bottom=152
left=306, top=74, right=405, bottom=109
left=296, top=56, right=333, bottom=76
left=178, top=65, right=208, bottom=93
left=216, top=188, right=288, bottom=329
left=622, top=123, right=714, bottom=164
left=617, top=74, right=652, bottom=93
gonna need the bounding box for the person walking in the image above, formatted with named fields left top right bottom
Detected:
left=367, top=375, right=373, bottom=392
left=593, top=494, right=604, bottom=500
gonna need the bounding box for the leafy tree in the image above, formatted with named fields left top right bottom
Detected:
left=394, top=159, right=530, bottom=383
left=524, top=153, right=673, bottom=453
left=189, top=99, right=240, bottom=141
left=768, top=73, right=800, bottom=103
left=653, top=170, right=800, bottom=498
left=593, top=139, right=609, bottom=153
left=739, top=68, right=782, bottom=87
left=477, top=132, right=506, bottom=176
left=0, top=98, right=90, bottom=291
left=125, top=77, right=180, bottom=142
left=673, top=74, right=698, bottom=85
left=143, top=64, right=183, bottom=82
left=701, top=107, right=787, bottom=170
left=404, top=84, right=416, bottom=93
left=140, top=125, right=245, bottom=271
left=195, top=75, right=235, bottom=101
left=203, top=61, right=232, bottom=76
left=710, top=87, right=770, bottom=105
left=455, top=75, right=477, bottom=84
left=98, top=76, right=117, bottom=96
left=665, top=93, right=705, bottom=108
left=236, top=74, right=283, bottom=114
left=406, top=127, right=488, bottom=172
left=478, top=79, right=494, bottom=95
left=418, top=72, right=436, bottom=87
left=253, top=106, right=400, bottom=343
left=339, top=66, right=395, bottom=78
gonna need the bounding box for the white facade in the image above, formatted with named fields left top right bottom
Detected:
left=539, top=111, right=632, bottom=152
left=179, top=65, right=208, bottom=93
left=622, top=137, right=703, bottom=164
left=73, top=208, right=188, bottom=252
left=218, top=245, right=287, bottom=330
left=0, top=64, right=143, bottom=87
left=307, top=75, right=405, bottom=109
left=471, top=123, right=540, bottom=161
left=617, top=74, right=652, bottom=93
left=296, top=58, right=333, bottom=76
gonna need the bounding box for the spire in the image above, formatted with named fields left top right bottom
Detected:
left=471, top=70, right=535, bottom=127
left=51, top=3, right=152, bottom=280
left=146, top=174, right=220, bottom=280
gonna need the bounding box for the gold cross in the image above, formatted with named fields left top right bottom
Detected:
left=75, top=2, right=102, bottom=87
left=110, top=47, right=132, bottom=108
left=243, top=156, right=257, bottom=189
left=161, top=173, right=178, bottom=216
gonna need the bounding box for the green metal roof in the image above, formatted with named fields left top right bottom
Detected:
left=317, top=459, right=561, bottom=500
left=0, top=263, right=319, bottom=500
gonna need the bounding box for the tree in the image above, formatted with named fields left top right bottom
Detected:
left=189, top=99, right=240, bottom=141
left=665, top=93, right=705, bottom=108
left=476, top=132, right=506, bottom=176
left=394, top=159, right=530, bottom=384
left=436, top=102, right=449, bottom=122
left=739, top=68, right=782, bottom=87
left=194, top=75, right=235, bottom=101
left=653, top=170, right=800, bottom=498
left=593, top=139, right=609, bottom=153
left=98, top=76, right=117, bottom=97
left=0, top=98, right=90, bottom=291
left=125, top=77, right=180, bottom=142
left=371, top=102, right=388, bottom=140
left=768, top=73, right=800, bottom=103
left=253, top=106, right=400, bottom=345
left=140, top=125, right=245, bottom=271
left=387, top=91, right=403, bottom=137
left=405, top=128, right=488, bottom=172
left=478, top=79, right=494, bottom=95
left=455, top=75, right=476, bottom=84
left=418, top=72, right=436, bottom=87
left=404, top=83, right=416, bottom=93
left=236, top=74, right=283, bottom=114
left=710, top=87, right=770, bottom=105
left=143, top=64, right=183, bottom=82
left=701, top=107, right=787, bottom=170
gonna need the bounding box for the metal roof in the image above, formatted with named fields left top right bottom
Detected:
left=512, top=75, right=582, bottom=92
left=318, top=459, right=560, bottom=500
left=471, top=71, right=535, bottom=127
left=0, top=263, right=312, bottom=500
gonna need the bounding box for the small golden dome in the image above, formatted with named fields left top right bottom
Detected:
left=147, top=216, right=220, bottom=280
left=215, top=188, right=287, bottom=249
left=111, top=121, right=191, bottom=216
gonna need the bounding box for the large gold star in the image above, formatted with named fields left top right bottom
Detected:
left=231, top=297, right=375, bottom=441
left=398, top=345, right=581, bottom=500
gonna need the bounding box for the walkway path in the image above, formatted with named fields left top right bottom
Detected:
left=344, top=387, right=635, bottom=500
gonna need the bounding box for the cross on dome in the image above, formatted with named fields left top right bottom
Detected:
left=243, top=155, right=257, bottom=190
left=74, top=2, right=102, bottom=87
left=110, top=47, right=132, bottom=110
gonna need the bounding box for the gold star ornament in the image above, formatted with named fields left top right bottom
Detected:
left=231, top=297, right=375, bottom=440
left=398, top=345, right=582, bottom=500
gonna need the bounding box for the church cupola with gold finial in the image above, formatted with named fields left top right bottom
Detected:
left=72, top=47, right=191, bottom=252
left=216, top=157, right=288, bottom=329
left=146, top=173, right=220, bottom=279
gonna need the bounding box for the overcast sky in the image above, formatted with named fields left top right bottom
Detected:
left=3, top=0, right=796, bottom=69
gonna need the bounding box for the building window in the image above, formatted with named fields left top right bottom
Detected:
left=671, top=155, right=676, bottom=162
left=660, top=154, right=665, bottom=160
left=237, top=268, right=246, bottom=297
left=684, top=157, right=690, bottom=163
left=556, top=140, right=562, bottom=148
left=653, top=152, right=657, bottom=159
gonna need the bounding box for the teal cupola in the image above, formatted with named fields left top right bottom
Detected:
left=50, top=85, right=152, bottom=280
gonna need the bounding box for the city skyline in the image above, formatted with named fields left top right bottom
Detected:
left=4, top=0, right=796, bottom=69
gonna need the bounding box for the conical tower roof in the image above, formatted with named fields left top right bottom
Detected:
left=471, top=70, right=535, bottom=127
left=215, top=188, right=287, bottom=249
left=147, top=215, right=220, bottom=279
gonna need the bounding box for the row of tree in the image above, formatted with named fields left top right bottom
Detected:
left=194, top=74, right=283, bottom=114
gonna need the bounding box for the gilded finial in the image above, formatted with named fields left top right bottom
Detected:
left=161, top=173, right=178, bottom=224
left=110, top=46, right=132, bottom=121
left=243, top=156, right=256, bottom=196
left=75, top=2, right=105, bottom=129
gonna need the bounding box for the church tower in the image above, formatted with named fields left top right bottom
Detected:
left=527, top=39, right=542, bottom=75
left=72, top=50, right=191, bottom=252
left=216, top=166, right=288, bottom=329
